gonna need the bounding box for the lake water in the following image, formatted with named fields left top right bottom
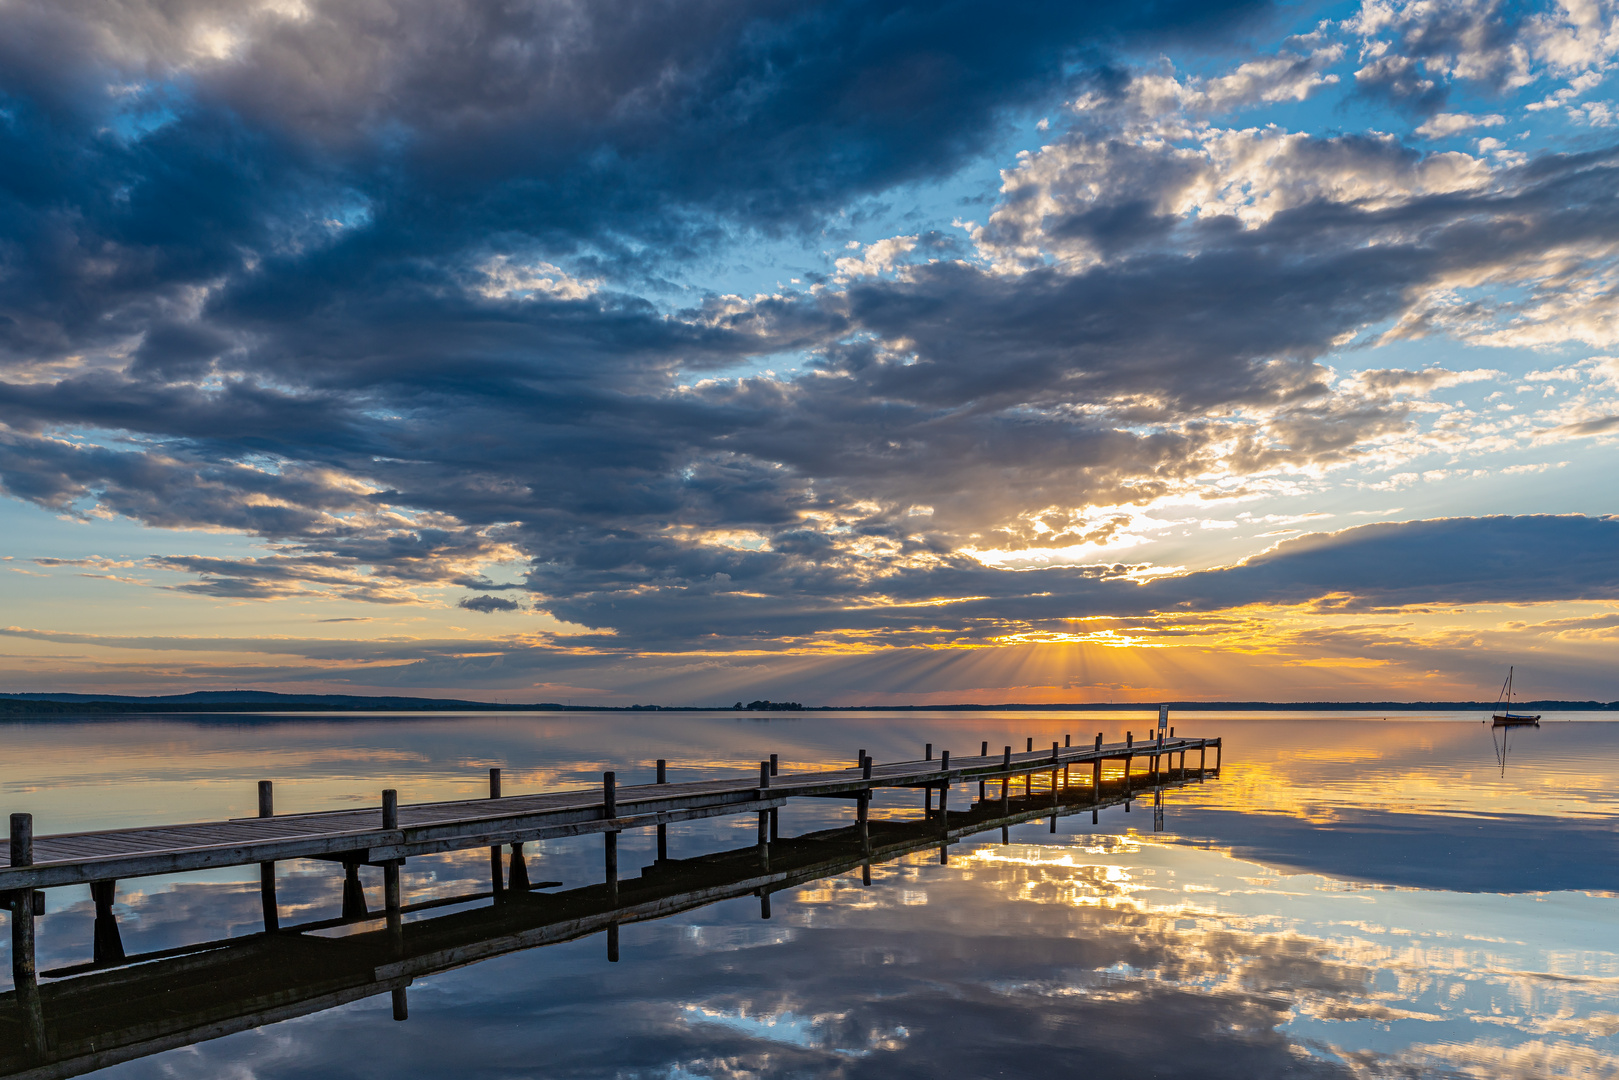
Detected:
left=2, top=710, right=1616, bottom=1078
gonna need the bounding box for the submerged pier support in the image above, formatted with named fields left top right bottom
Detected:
left=257, top=781, right=279, bottom=933
left=91, top=880, right=125, bottom=964
left=10, top=813, right=48, bottom=1058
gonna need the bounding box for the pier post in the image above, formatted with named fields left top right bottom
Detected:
left=381, top=790, right=402, bottom=943
left=861, top=861, right=871, bottom=887
left=769, top=754, right=778, bottom=777
left=981, top=741, right=988, bottom=757
left=1001, top=825, right=1009, bottom=844
left=656, top=760, right=668, bottom=861
left=938, top=782, right=949, bottom=841
left=770, top=808, right=779, bottom=842
left=91, top=880, right=125, bottom=964
left=604, top=772, right=619, bottom=904
left=10, top=813, right=48, bottom=1057
left=857, top=790, right=871, bottom=855
left=392, top=987, right=409, bottom=1022
left=1092, top=759, right=1101, bottom=800
left=489, top=769, right=504, bottom=896
left=925, top=743, right=932, bottom=761
left=1200, top=743, right=1206, bottom=777
left=1026, top=737, right=1033, bottom=752
left=342, top=862, right=368, bottom=921
left=1215, top=740, right=1221, bottom=770
left=760, top=890, right=772, bottom=919
left=607, top=922, right=620, bottom=962
left=1094, top=733, right=1102, bottom=751
left=509, top=843, right=530, bottom=891
left=1001, top=746, right=1011, bottom=810
left=862, top=754, right=872, bottom=780
left=257, top=780, right=279, bottom=932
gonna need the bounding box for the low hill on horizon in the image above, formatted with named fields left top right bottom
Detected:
left=1, top=691, right=1615, bottom=714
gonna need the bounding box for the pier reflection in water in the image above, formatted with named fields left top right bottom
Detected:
left=2, top=713, right=1616, bottom=1079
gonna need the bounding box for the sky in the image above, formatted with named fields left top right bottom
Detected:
left=1, top=0, right=1617, bottom=705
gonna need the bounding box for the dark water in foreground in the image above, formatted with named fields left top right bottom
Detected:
left=2, top=711, right=1616, bottom=1079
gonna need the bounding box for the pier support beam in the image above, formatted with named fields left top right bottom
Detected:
left=509, top=843, right=530, bottom=892
left=257, top=781, right=279, bottom=933
left=604, top=772, right=619, bottom=904
left=381, top=790, right=402, bottom=944
left=11, top=813, right=48, bottom=1058
left=656, top=759, right=668, bottom=861
left=341, top=863, right=368, bottom=921
left=489, top=769, right=504, bottom=897
left=91, top=880, right=125, bottom=964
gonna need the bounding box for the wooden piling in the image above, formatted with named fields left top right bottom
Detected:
left=10, top=813, right=48, bottom=1057
left=341, top=862, right=368, bottom=921
left=1026, top=737, right=1033, bottom=752
left=656, top=760, right=668, bottom=860
left=980, top=741, right=988, bottom=756
left=604, top=772, right=619, bottom=903
left=391, top=987, right=409, bottom=1022
left=925, top=743, right=932, bottom=761
left=769, top=754, right=778, bottom=777
left=257, top=781, right=279, bottom=932
left=509, top=843, right=530, bottom=891
left=381, top=791, right=402, bottom=941
left=1001, top=825, right=1010, bottom=844
left=857, top=791, right=871, bottom=855
left=91, top=880, right=125, bottom=964
left=757, top=810, right=770, bottom=869
left=760, top=890, right=771, bottom=920
left=607, top=922, right=619, bottom=962
left=489, top=769, right=504, bottom=896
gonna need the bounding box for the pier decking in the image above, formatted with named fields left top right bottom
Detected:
left=0, top=736, right=1218, bottom=891
left=3, top=732, right=1220, bottom=1073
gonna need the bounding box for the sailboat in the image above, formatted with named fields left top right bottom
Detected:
left=1491, top=666, right=1540, bottom=727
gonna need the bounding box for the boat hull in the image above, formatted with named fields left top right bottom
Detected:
left=1492, top=714, right=1540, bottom=727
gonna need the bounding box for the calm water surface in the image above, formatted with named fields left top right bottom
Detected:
left=2, top=710, right=1615, bottom=1078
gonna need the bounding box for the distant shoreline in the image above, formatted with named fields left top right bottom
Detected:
left=2, top=692, right=1615, bottom=715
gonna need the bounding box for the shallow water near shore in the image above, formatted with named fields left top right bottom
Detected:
left=2, top=710, right=1616, bottom=1079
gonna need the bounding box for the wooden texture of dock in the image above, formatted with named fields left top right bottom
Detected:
left=0, top=736, right=1218, bottom=892
left=1, top=764, right=1217, bottom=1080
left=3, top=730, right=1220, bottom=1069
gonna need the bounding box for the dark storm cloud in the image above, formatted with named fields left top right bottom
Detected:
left=0, top=0, right=1272, bottom=368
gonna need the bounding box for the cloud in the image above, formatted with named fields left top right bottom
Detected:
left=458, top=594, right=521, bottom=614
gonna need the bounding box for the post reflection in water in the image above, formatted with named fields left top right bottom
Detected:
left=0, top=712, right=1616, bottom=1080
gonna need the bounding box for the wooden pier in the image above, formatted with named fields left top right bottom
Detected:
left=3, top=731, right=1220, bottom=1072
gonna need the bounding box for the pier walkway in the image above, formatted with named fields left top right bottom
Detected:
left=1, top=735, right=1219, bottom=892
left=1, top=766, right=1217, bottom=1080
left=3, top=731, right=1220, bottom=1071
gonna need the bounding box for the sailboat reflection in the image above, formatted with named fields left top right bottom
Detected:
left=1491, top=718, right=1535, bottom=776
left=2, top=771, right=1212, bottom=1080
